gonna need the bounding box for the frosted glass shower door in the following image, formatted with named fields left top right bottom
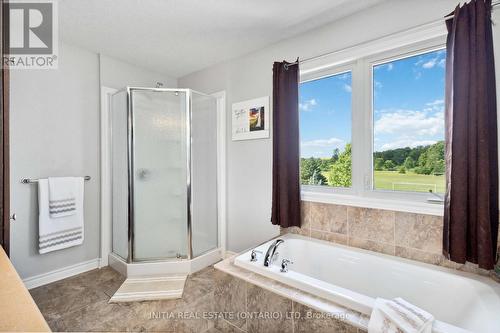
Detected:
left=191, top=92, right=218, bottom=257
left=132, top=89, right=188, bottom=261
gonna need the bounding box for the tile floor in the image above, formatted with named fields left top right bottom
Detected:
left=30, top=266, right=223, bottom=332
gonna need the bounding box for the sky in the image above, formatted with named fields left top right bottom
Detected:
left=299, top=49, right=446, bottom=158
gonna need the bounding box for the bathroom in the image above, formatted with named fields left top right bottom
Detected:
left=0, top=0, right=499, bottom=332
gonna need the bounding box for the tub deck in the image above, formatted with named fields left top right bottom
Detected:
left=233, top=234, right=500, bottom=333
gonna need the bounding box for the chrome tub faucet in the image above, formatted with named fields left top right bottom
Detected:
left=250, top=249, right=262, bottom=262
left=264, top=239, right=284, bottom=267
left=280, top=258, right=293, bottom=273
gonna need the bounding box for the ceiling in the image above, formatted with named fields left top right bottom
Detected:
left=59, top=0, right=385, bottom=78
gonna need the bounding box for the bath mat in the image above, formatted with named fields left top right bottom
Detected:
left=109, top=274, right=187, bottom=303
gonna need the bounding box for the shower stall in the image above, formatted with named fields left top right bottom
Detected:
left=109, top=87, right=221, bottom=276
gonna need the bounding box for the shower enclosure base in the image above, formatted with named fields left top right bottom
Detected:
left=108, top=248, right=223, bottom=277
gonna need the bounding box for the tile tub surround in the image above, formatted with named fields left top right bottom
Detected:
left=285, top=201, right=496, bottom=277
left=214, top=257, right=368, bottom=333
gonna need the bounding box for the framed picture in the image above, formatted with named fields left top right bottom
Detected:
left=231, top=96, right=270, bottom=141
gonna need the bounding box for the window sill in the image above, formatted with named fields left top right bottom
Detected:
left=301, top=190, right=444, bottom=216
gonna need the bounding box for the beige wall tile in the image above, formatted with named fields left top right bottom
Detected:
left=308, top=202, right=347, bottom=234
left=329, top=204, right=348, bottom=234
left=292, top=302, right=357, bottom=333
left=394, top=212, right=414, bottom=247
left=288, top=226, right=310, bottom=237
left=310, top=202, right=331, bottom=231
left=311, top=230, right=348, bottom=246
left=294, top=201, right=496, bottom=278
left=247, top=283, right=293, bottom=333
left=347, top=207, right=395, bottom=244
left=349, top=237, right=395, bottom=256
left=395, top=212, right=443, bottom=253
left=301, top=201, right=312, bottom=230
left=214, top=272, right=247, bottom=330
left=395, top=246, right=445, bottom=266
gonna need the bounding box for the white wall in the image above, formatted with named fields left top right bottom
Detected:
left=99, top=54, right=177, bottom=90
left=10, top=43, right=101, bottom=279
left=10, top=43, right=178, bottom=279
left=179, top=0, right=500, bottom=253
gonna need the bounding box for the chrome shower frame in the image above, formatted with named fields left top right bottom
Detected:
left=110, top=86, right=217, bottom=264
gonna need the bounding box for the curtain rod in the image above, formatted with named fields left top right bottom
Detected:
left=284, top=0, right=499, bottom=68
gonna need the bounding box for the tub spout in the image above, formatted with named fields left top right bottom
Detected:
left=264, top=239, right=284, bottom=267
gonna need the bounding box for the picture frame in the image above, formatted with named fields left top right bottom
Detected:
left=231, top=96, right=270, bottom=141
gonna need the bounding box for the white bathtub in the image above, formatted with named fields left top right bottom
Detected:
left=234, top=234, right=500, bottom=333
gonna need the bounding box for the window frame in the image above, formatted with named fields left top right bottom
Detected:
left=300, top=36, right=447, bottom=215
left=299, top=63, right=356, bottom=195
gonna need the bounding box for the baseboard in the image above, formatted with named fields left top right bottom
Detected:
left=23, top=258, right=102, bottom=289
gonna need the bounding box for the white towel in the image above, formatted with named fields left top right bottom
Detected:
left=38, top=178, right=84, bottom=254
left=48, top=177, right=79, bottom=218
left=368, top=298, right=434, bottom=333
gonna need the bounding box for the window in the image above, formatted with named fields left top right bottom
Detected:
left=299, top=37, right=448, bottom=209
left=372, top=49, right=446, bottom=193
left=299, top=71, right=352, bottom=188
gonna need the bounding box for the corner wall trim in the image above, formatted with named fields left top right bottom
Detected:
left=22, top=258, right=101, bottom=289
left=100, top=85, right=118, bottom=267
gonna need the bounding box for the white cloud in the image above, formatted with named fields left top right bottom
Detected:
left=343, top=84, right=352, bottom=93
left=387, top=63, right=394, bottom=71
left=379, top=139, right=438, bottom=151
left=301, top=137, right=346, bottom=158
left=426, top=99, right=444, bottom=106
left=301, top=137, right=344, bottom=148
left=374, top=81, right=383, bottom=89
left=374, top=109, right=444, bottom=137
left=416, top=52, right=446, bottom=70
left=424, top=99, right=445, bottom=113
left=422, top=59, right=437, bottom=69
left=299, top=98, right=317, bottom=112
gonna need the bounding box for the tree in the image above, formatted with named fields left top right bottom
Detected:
left=318, top=158, right=333, bottom=172
left=432, top=159, right=445, bottom=175
left=331, top=148, right=340, bottom=163
left=328, top=144, right=352, bottom=187
left=414, top=141, right=444, bottom=175
left=404, top=156, right=416, bottom=170
left=374, top=142, right=443, bottom=174
left=300, top=157, right=328, bottom=185
left=374, top=158, right=385, bottom=171
left=426, top=141, right=445, bottom=175
left=384, top=160, right=396, bottom=171
left=398, top=166, right=406, bottom=174
left=301, top=157, right=321, bottom=184
left=308, top=169, right=327, bottom=185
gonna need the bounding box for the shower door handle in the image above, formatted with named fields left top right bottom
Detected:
left=137, top=169, right=151, bottom=180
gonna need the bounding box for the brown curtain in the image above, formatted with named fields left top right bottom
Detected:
left=271, top=61, right=301, bottom=228
left=443, top=0, right=498, bottom=270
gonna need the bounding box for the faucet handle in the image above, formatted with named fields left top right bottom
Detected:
left=250, top=249, right=262, bottom=262
left=280, top=258, right=293, bottom=273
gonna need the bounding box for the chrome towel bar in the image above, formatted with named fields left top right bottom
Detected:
left=21, top=176, right=91, bottom=184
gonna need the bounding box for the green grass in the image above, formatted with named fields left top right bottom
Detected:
left=318, top=170, right=445, bottom=193
left=374, top=171, right=445, bottom=193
